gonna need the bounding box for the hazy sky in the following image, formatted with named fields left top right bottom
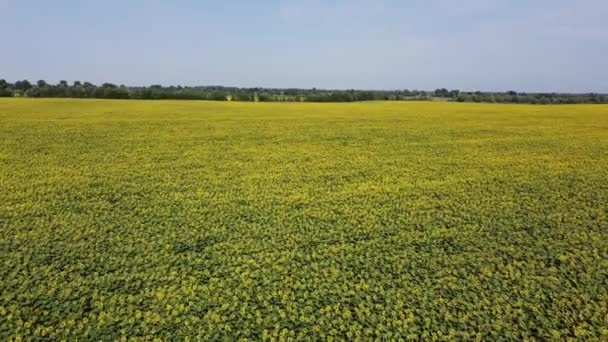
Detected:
left=2, top=0, right=607, bottom=92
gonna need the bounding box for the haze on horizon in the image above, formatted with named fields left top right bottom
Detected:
left=2, top=0, right=607, bottom=93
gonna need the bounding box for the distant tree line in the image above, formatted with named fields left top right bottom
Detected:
left=1, top=79, right=606, bottom=104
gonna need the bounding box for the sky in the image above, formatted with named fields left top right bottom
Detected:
left=2, top=0, right=607, bottom=92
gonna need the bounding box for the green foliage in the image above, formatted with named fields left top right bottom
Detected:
left=1, top=78, right=607, bottom=103
left=1, top=99, right=607, bottom=339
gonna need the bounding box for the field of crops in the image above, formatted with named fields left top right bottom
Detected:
left=1, top=98, right=607, bottom=339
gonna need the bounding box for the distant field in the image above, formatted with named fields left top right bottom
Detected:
left=1, top=98, right=607, bottom=339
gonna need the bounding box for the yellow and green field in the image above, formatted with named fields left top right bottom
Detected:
left=1, top=98, right=607, bottom=339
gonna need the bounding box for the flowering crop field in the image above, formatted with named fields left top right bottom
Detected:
left=1, top=98, right=607, bottom=340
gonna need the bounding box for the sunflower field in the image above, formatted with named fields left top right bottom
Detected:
left=1, top=98, right=607, bottom=340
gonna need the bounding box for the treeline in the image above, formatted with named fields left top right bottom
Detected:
left=1, top=79, right=607, bottom=104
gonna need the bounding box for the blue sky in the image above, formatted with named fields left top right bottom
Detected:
left=2, top=0, right=607, bottom=92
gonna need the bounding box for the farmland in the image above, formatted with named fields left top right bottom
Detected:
left=1, top=98, right=607, bottom=339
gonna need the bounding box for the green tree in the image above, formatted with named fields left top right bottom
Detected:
left=14, top=80, right=32, bottom=91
